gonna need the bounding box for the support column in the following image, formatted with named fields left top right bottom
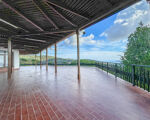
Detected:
left=40, top=51, right=42, bottom=69
left=11, top=47, right=13, bottom=73
left=76, top=29, right=80, bottom=80
left=8, top=37, right=12, bottom=79
left=55, top=44, right=57, bottom=74
left=35, top=54, right=37, bottom=66
left=46, top=48, right=48, bottom=71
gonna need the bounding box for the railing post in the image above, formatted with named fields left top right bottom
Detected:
left=132, top=65, right=135, bottom=86
left=148, top=71, right=150, bottom=92
left=143, top=69, right=145, bottom=90
left=107, top=62, right=108, bottom=74
left=115, top=63, right=117, bottom=78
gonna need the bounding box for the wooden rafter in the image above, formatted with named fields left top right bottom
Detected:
left=15, top=28, right=76, bottom=37
left=14, top=37, right=48, bottom=43
left=0, top=29, right=14, bottom=36
left=15, top=46, right=40, bottom=50
left=32, top=0, right=59, bottom=29
left=0, top=40, right=47, bottom=47
left=0, top=14, right=32, bottom=32
left=44, top=0, right=89, bottom=20
left=19, top=50, right=39, bottom=54
left=80, top=0, right=140, bottom=30
left=0, top=0, right=139, bottom=54
left=39, top=34, right=63, bottom=39
left=0, top=21, right=18, bottom=34
left=0, top=43, right=41, bottom=51
left=12, top=40, right=47, bottom=46
left=105, top=0, right=113, bottom=6
left=20, top=36, right=53, bottom=41
left=44, top=1, right=77, bottom=27
left=0, top=43, right=40, bottom=52
left=1, top=0, right=44, bottom=31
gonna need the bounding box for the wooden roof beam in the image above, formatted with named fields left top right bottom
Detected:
left=21, top=36, right=53, bottom=41
left=0, top=29, right=13, bottom=36
left=42, top=34, right=62, bottom=39
left=19, top=50, right=39, bottom=54
left=106, top=0, right=114, bottom=6
left=0, top=18, right=18, bottom=29
left=0, top=40, right=47, bottom=47
left=14, top=37, right=48, bottom=43
left=0, top=14, right=32, bottom=32
left=1, top=0, right=44, bottom=31
left=32, top=0, right=59, bottom=29
left=13, top=46, right=40, bottom=52
left=27, top=36, right=57, bottom=41
left=15, top=28, right=76, bottom=37
left=0, top=21, right=18, bottom=34
left=12, top=40, right=47, bottom=46
left=44, top=0, right=89, bottom=20
left=44, top=1, right=77, bottom=27
left=80, top=0, right=140, bottom=30
left=0, top=42, right=43, bottom=50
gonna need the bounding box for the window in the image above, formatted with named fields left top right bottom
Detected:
left=0, top=50, right=8, bottom=68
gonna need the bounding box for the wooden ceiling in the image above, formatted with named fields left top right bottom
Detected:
left=0, top=0, right=140, bottom=54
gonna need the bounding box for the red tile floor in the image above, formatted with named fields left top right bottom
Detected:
left=0, top=66, right=150, bottom=120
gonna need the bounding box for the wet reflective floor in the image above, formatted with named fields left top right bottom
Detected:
left=0, top=66, right=150, bottom=120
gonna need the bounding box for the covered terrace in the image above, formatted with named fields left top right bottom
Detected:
left=1, top=0, right=150, bottom=120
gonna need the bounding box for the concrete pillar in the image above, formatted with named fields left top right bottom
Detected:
left=76, top=29, right=80, bottom=80
left=55, top=44, right=57, bottom=74
left=40, top=51, right=42, bottom=69
left=35, top=54, right=37, bottom=66
left=46, top=48, right=48, bottom=71
left=8, top=37, right=12, bottom=79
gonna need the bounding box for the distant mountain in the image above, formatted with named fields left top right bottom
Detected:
left=20, top=55, right=97, bottom=66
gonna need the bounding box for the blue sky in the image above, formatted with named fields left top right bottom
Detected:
left=42, top=0, right=150, bottom=62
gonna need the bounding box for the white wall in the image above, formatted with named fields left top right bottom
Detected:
left=0, top=48, right=20, bottom=69
left=13, top=50, right=20, bottom=69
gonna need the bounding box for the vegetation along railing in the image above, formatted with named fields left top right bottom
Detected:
left=96, top=62, right=150, bottom=92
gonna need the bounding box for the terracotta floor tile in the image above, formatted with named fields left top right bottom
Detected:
left=0, top=66, right=150, bottom=120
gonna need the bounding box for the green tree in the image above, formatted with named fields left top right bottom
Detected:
left=122, top=23, right=150, bottom=65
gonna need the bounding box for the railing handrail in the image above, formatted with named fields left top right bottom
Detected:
left=97, top=61, right=150, bottom=68
left=96, top=61, right=150, bottom=92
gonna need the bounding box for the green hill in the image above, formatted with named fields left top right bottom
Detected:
left=20, top=55, right=97, bottom=66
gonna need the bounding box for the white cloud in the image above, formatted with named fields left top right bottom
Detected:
left=102, top=0, right=150, bottom=41
left=56, top=47, right=123, bottom=62
left=79, top=51, right=123, bottom=62
left=114, top=19, right=124, bottom=24
left=64, top=30, right=97, bottom=46
left=100, top=32, right=107, bottom=37
left=63, top=31, right=127, bottom=52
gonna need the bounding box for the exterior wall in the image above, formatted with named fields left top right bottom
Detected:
left=0, top=48, right=7, bottom=68
left=13, top=50, right=20, bottom=69
left=0, top=48, right=20, bottom=69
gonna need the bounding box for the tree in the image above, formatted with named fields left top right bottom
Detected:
left=122, top=23, right=150, bottom=65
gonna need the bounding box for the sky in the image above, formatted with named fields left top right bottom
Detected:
left=42, top=0, right=150, bottom=62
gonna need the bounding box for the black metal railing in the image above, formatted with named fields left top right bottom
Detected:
left=96, top=62, right=150, bottom=92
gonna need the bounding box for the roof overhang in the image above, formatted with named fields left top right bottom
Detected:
left=0, top=0, right=140, bottom=54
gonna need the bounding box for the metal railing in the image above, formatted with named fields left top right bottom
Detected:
left=96, top=62, right=150, bottom=92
